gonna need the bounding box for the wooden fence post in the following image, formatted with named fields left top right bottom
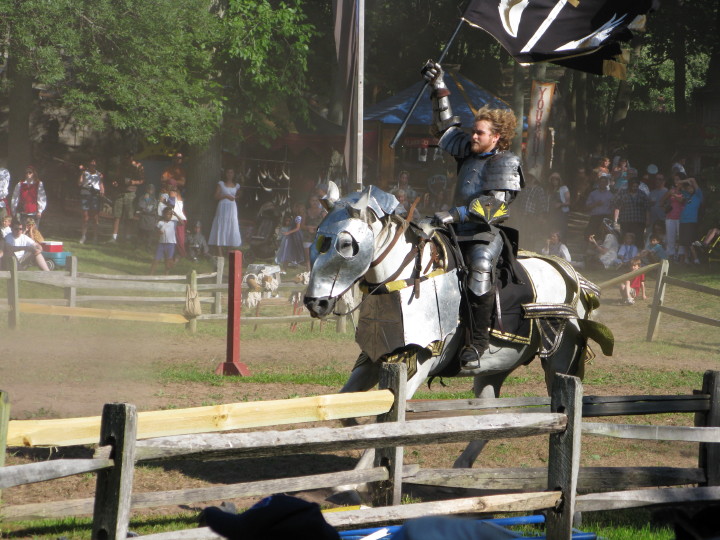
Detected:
left=92, top=403, right=137, bottom=540
left=371, top=363, right=407, bottom=507
left=646, top=259, right=669, bottom=342
left=215, top=251, right=250, bottom=376
left=546, top=374, right=583, bottom=540
left=7, top=256, right=19, bottom=329
left=65, top=255, right=78, bottom=308
left=698, top=371, right=720, bottom=486
left=214, top=256, right=224, bottom=315
left=0, top=390, right=9, bottom=503
left=187, top=270, right=197, bottom=334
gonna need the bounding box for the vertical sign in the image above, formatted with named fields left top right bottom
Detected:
left=526, top=80, right=556, bottom=180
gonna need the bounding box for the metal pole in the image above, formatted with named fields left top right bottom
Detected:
left=352, top=0, right=365, bottom=191
left=389, top=18, right=465, bottom=149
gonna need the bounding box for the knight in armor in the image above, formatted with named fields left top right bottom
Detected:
left=422, top=60, right=524, bottom=370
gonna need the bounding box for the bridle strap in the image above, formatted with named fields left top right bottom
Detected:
left=370, top=219, right=408, bottom=268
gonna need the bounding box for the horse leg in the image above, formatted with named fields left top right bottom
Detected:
left=541, top=322, right=585, bottom=394
left=453, top=373, right=508, bottom=468
left=333, top=355, right=438, bottom=501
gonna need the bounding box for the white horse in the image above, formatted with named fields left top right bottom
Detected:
left=304, top=187, right=610, bottom=469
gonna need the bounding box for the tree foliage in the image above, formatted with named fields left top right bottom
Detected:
left=1, top=0, right=223, bottom=145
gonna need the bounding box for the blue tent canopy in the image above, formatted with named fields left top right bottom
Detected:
left=364, top=71, right=509, bottom=126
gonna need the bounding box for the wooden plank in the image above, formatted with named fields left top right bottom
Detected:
left=372, top=364, right=406, bottom=507
left=546, top=374, right=583, bottom=540
left=406, top=397, right=549, bottom=412
left=7, top=390, right=395, bottom=447
left=407, top=394, right=710, bottom=416
left=646, top=259, right=669, bottom=341
left=197, top=314, right=320, bottom=324
left=75, top=296, right=214, bottom=303
left=576, top=485, right=720, bottom=512
left=92, top=403, right=138, bottom=540
left=598, top=262, right=660, bottom=290
left=17, top=274, right=189, bottom=291
left=663, top=275, right=720, bottom=297
left=17, top=302, right=188, bottom=324
left=0, top=458, right=114, bottom=489
left=323, top=492, right=562, bottom=528
left=405, top=466, right=706, bottom=492
left=65, top=255, right=77, bottom=308
left=76, top=272, right=216, bottom=281
left=130, top=413, right=567, bottom=462
left=657, top=305, right=720, bottom=328
left=582, top=422, right=720, bottom=442
left=0, top=465, right=417, bottom=521
left=699, top=371, right=720, bottom=486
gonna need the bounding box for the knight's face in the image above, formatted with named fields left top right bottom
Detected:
left=305, top=206, right=374, bottom=300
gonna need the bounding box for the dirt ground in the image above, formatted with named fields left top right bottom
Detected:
left=1, top=270, right=719, bottom=533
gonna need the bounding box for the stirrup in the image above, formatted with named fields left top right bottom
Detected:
left=459, top=345, right=483, bottom=369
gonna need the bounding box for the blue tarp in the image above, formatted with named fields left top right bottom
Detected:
left=364, top=71, right=510, bottom=126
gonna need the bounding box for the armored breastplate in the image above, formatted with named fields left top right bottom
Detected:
left=454, top=151, right=524, bottom=207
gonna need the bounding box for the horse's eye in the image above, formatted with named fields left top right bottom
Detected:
left=315, top=234, right=332, bottom=254
left=336, top=232, right=358, bottom=258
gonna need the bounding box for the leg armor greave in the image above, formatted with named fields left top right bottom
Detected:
left=466, top=231, right=503, bottom=297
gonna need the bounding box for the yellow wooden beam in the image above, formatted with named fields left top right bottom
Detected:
left=7, top=390, right=395, bottom=447
left=17, top=302, right=188, bottom=324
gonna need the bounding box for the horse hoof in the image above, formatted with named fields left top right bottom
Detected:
left=326, top=489, right=365, bottom=506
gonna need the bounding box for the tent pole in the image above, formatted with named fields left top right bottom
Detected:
left=389, top=18, right=465, bottom=149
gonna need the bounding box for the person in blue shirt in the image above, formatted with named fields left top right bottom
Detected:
left=678, top=177, right=703, bottom=264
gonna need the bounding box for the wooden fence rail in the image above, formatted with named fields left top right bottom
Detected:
left=647, top=259, right=720, bottom=340
left=0, top=255, right=337, bottom=331
left=1, top=370, right=719, bottom=539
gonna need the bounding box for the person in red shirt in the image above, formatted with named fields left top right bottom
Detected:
left=11, top=165, right=47, bottom=227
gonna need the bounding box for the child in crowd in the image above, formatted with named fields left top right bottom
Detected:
left=619, top=258, right=645, bottom=305
left=541, top=231, right=571, bottom=262
left=24, top=217, right=44, bottom=243
left=615, top=232, right=638, bottom=269
left=150, top=206, right=176, bottom=275
left=640, top=235, right=668, bottom=264
left=275, top=207, right=305, bottom=271
left=137, top=184, right=158, bottom=249
left=187, top=221, right=210, bottom=261
left=1, top=215, right=11, bottom=237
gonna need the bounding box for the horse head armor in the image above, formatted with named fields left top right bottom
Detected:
left=306, top=186, right=400, bottom=300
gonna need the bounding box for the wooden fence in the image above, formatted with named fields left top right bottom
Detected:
left=647, top=259, right=720, bottom=341
left=2, top=368, right=719, bottom=539
left=0, top=255, right=341, bottom=332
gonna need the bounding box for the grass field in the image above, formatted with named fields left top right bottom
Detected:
left=1, top=246, right=719, bottom=539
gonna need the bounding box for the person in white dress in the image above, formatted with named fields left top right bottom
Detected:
left=208, top=168, right=241, bottom=256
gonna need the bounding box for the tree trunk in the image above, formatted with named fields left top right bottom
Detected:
left=609, top=39, right=643, bottom=147
left=186, top=131, right=223, bottom=234
left=574, top=71, right=588, bottom=165
left=672, top=31, right=687, bottom=118
left=6, top=54, right=33, bottom=182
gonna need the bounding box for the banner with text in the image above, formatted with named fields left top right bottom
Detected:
left=525, top=80, right=556, bottom=180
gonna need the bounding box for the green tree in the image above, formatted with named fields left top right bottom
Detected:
left=185, top=0, right=314, bottom=228
left=0, top=0, right=221, bottom=179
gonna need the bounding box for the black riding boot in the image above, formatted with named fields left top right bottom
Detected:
left=459, top=291, right=495, bottom=369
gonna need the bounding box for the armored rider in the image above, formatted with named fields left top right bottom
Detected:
left=422, top=61, right=524, bottom=370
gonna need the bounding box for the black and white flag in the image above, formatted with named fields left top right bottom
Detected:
left=463, top=0, right=658, bottom=77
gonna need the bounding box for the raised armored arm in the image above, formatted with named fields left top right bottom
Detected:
left=421, top=60, right=460, bottom=138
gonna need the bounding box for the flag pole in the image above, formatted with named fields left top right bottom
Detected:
left=389, top=18, right=465, bottom=149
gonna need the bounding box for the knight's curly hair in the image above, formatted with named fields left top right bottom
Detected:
left=475, top=106, right=517, bottom=151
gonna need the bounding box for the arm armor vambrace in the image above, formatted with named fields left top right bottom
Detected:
left=431, top=94, right=461, bottom=138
